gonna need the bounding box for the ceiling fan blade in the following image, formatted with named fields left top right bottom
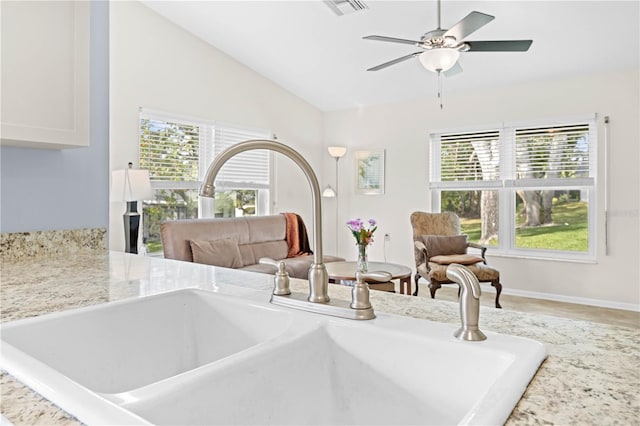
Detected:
left=367, top=52, right=422, bottom=71
left=444, top=61, right=463, bottom=77
left=466, top=40, right=533, bottom=52
left=363, top=35, right=421, bottom=46
left=444, top=11, right=494, bottom=41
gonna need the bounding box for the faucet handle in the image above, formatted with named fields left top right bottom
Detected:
left=351, top=271, right=392, bottom=310
left=259, top=258, right=291, bottom=296
left=259, top=257, right=278, bottom=267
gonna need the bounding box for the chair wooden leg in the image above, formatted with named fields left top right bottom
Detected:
left=413, top=273, right=421, bottom=296
left=428, top=281, right=441, bottom=299
left=492, top=281, right=503, bottom=309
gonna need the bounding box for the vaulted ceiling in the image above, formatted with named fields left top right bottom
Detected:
left=142, top=1, right=640, bottom=111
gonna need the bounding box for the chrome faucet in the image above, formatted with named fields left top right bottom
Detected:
left=200, top=139, right=331, bottom=302
left=445, top=263, right=487, bottom=341
left=201, top=139, right=383, bottom=320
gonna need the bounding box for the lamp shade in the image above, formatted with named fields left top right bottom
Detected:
left=327, top=146, right=347, bottom=158
left=419, top=48, right=460, bottom=72
left=322, top=185, right=336, bottom=198
left=110, top=169, right=153, bottom=202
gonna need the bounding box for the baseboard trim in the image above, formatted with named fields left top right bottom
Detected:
left=480, top=285, right=640, bottom=313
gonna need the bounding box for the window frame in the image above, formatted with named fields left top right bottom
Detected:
left=429, top=114, right=597, bottom=262
left=138, top=108, right=273, bottom=252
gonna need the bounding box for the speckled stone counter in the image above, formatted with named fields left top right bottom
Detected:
left=0, top=228, right=107, bottom=263
left=1, top=252, right=639, bottom=425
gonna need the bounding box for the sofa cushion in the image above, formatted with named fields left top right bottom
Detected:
left=281, top=257, right=313, bottom=280
left=161, top=215, right=286, bottom=262
left=239, top=240, right=289, bottom=267
left=246, top=215, right=287, bottom=244
left=430, top=254, right=483, bottom=265
left=421, top=235, right=468, bottom=259
left=189, top=238, right=243, bottom=268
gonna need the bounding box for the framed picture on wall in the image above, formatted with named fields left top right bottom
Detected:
left=354, top=150, right=385, bottom=195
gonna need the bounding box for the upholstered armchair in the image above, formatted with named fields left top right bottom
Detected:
left=410, top=211, right=502, bottom=308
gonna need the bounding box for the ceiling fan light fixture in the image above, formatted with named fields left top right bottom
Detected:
left=443, top=35, right=458, bottom=46
left=419, top=48, right=460, bottom=72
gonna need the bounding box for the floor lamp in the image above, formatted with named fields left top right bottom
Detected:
left=111, top=163, right=153, bottom=254
left=322, top=146, right=347, bottom=253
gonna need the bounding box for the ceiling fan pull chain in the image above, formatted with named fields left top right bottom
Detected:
left=437, top=70, right=444, bottom=109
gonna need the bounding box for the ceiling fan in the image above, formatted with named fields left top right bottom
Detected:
left=363, top=0, right=532, bottom=77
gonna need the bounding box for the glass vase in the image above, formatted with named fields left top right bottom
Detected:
left=357, top=243, right=368, bottom=272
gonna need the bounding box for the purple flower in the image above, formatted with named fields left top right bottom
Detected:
left=346, top=218, right=378, bottom=247
left=346, top=218, right=363, bottom=232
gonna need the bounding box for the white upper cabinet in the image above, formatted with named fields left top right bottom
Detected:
left=1, top=1, right=90, bottom=149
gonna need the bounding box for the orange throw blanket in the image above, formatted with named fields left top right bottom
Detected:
left=282, top=212, right=313, bottom=257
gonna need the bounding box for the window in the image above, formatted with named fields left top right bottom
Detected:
left=430, top=115, right=596, bottom=260
left=139, top=109, right=271, bottom=254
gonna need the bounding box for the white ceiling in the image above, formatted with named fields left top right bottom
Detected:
left=142, top=0, right=639, bottom=112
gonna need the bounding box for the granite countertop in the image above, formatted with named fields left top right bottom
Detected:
left=1, top=252, right=638, bottom=425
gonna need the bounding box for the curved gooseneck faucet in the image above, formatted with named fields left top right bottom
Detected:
left=200, top=139, right=330, bottom=303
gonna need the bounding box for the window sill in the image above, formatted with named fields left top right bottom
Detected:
left=486, top=252, right=597, bottom=264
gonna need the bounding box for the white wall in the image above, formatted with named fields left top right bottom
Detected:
left=323, top=69, right=640, bottom=311
left=109, top=1, right=325, bottom=251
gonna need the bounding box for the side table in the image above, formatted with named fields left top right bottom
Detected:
left=325, top=261, right=413, bottom=295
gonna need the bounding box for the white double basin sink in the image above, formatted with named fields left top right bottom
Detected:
left=1, top=288, right=547, bottom=425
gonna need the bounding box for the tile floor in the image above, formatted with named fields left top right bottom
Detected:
left=412, top=282, right=640, bottom=329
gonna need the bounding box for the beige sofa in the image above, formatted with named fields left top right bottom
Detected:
left=160, top=214, right=344, bottom=279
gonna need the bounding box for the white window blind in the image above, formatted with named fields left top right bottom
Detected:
left=437, top=130, right=501, bottom=182
left=432, top=119, right=595, bottom=187
left=213, top=124, right=270, bottom=190
left=514, top=123, right=592, bottom=180
left=139, top=111, right=208, bottom=189
left=138, top=109, right=270, bottom=191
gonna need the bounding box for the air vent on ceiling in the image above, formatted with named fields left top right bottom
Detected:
left=323, top=0, right=368, bottom=16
